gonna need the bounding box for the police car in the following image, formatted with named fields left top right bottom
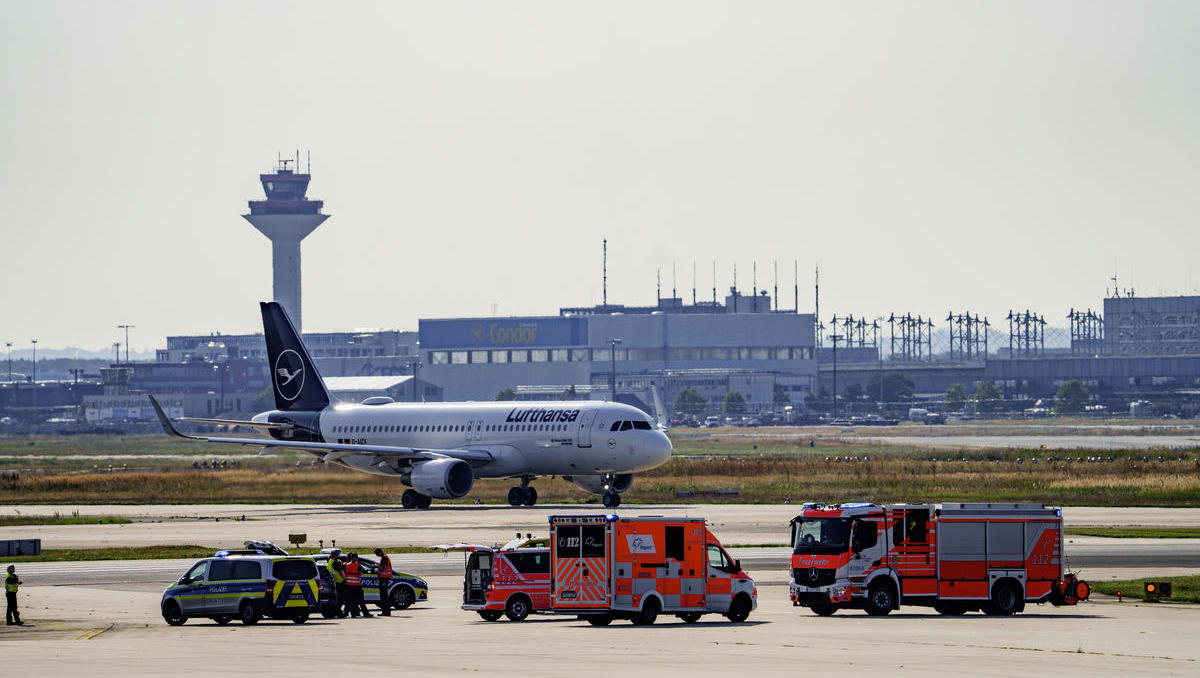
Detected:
left=313, top=551, right=428, bottom=612
left=161, top=550, right=324, bottom=626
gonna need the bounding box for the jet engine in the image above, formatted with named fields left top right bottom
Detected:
left=565, top=473, right=634, bottom=496
left=408, top=458, right=474, bottom=499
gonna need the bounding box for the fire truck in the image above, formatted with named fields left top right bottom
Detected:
left=433, top=537, right=551, bottom=622
left=549, top=514, right=757, bottom=625
left=788, top=502, right=1090, bottom=616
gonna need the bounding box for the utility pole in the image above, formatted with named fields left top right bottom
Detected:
left=829, top=316, right=842, bottom=419
left=609, top=338, right=622, bottom=402
left=118, top=325, right=134, bottom=364
left=30, top=339, right=37, bottom=413
left=4, top=342, right=10, bottom=381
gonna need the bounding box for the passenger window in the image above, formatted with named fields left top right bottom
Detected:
left=665, top=526, right=685, bottom=561
left=232, top=561, right=262, bottom=580
left=183, top=561, right=207, bottom=583
left=208, top=560, right=233, bottom=581
left=620, top=421, right=633, bottom=431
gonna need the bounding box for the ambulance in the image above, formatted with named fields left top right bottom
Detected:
left=788, top=502, right=1090, bottom=616
left=549, top=514, right=757, bottom=625
left=434, top=536, right=552, bottom=622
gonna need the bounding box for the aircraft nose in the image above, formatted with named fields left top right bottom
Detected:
left=651, top=431, right=673, bottom=464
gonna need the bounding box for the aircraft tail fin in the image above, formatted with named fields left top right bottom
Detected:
left=260, top=301, right=331, bottom=412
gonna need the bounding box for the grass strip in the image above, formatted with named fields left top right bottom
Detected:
left=1065, top=527, right=1200, bottom=539
left=0, top=514, right=131, bottom=527
left=3, top=544, right=436, bottom=563
left=1091, top=576, right=1200, bottom=604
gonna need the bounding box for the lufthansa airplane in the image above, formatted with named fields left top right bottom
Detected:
left=150, top=302, right=673, bottom=508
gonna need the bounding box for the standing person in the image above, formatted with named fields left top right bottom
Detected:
left=374, top=548, right=392, bottom=616
left=343, top=553, right=372, bottom=618
left=326, top=549, right=347, bottom=618
left=5, top=564, right=21, bottom=626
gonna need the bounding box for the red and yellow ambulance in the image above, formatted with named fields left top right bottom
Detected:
left=549, top=514, right=756, bottom=625
left=435, top=537, right=551, bottom=622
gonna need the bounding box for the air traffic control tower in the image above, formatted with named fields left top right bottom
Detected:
left=243, top=158, right=329, bottom=331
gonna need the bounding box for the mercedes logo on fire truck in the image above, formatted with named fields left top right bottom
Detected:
left=273, top=349, right=305, bottom=401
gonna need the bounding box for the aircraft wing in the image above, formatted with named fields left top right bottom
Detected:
left=148, top=395, right=493, bottom=464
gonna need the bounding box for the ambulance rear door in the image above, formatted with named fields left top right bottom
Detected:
left=465, top=550, right=493, bottom=604
left=551, top=517, right=612, bottom=609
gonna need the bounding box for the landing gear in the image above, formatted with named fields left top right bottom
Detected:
left=507, top=477, right=538, bottom=506
left=401, top=489, right=432, bottom=509
left=601, top=492, right=621, bottom=508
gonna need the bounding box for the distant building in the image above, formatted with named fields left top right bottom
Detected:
left=1104, top=295, right=1200, bottom=356
left=159, top=330, right=417, bottom=378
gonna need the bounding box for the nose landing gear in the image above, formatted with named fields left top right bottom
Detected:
left=601, top=492, right=621, bottom=508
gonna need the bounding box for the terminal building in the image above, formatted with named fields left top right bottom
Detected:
left=419, top=289, right=817, bottom=412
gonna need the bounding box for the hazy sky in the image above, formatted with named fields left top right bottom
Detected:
left=2, top=1, right=1198, bottom=352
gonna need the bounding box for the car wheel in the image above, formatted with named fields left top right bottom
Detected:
left=726, top=594, right=752, bottom=623
left=390, top=584, right=416, bottom=610
left=213, top=615, right=234, bottom=625
left=505, top=595, right=532, bottom=622
left=162, top=601, right=187, bottom=626
left=291, top=612, right=310, bottom=624
left=239, top=601, right=260, bottom=625
left=321, top=605, right=340, bottom=619
left=678, top=612, right=702, bottom=623
left=478, top=610, right=503, bottom=622
left=865, top=581, right=896, bottom=616
left=632, top=597, right=660, bottom=625
left=586, top=614, right=613, bottom=626
left=934, top=602, right=967, bottom=616
left=810, top=603, right=837, bottom=617
left=522, top=487, right=538, bottom=506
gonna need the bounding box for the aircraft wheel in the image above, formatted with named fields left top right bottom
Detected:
left=602, top=492, right=621, bottom=508
left=507, top=487, right=524, bottom=507
left=415, top=493, right=432, bottom=509
left=401, top=489, right=419, bottom=509
left=522, top=487, right=538, bottom=506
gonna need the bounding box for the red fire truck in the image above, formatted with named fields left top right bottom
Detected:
left=788, top=502, right=1089, bottom=616
left=550, top=514, right=757, bottom=625
left=434, top=537, right=551, bottom=622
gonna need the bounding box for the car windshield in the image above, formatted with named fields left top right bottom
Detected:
left=792, top=517, right=852, bottom=554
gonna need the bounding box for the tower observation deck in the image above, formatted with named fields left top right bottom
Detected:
left=242, top=157, right=329, bottom=331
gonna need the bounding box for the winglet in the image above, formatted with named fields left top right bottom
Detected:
left=148, top=395, right=198, bottom=441
left=650, top=383, right=669, bottom=432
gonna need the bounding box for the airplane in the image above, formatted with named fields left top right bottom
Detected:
left=149, top=301, right=673, bottom=508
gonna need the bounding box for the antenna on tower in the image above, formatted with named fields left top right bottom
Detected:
left=692, top=260, right=697, bottom=306
left=602, top=239, right=608, bottom=306
left=672, top=262, right=677, bottom=300
left=656, top=267, right=661, bottom=302
left=732, top=262, right=738, bottom=313
left=793, top=260, right=799, bottom=314
left=306, top=150, right=311, bottom=174
left=773, top=260, right=778, bottom=312
left=752, top=261, right=757, bottom=299
left=814, top=265, right=820, bottom=345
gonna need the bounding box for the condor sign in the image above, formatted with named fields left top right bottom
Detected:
left=419, top=317, right=589, bottom=349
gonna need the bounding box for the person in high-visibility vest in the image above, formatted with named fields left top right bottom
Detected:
left=326, top=550, right=347, bottom=618
left=374, top=548, right=392, bottom=616
left=342, top=554, right=372, bottom=618
left=5, top=564, right=22, bottom=626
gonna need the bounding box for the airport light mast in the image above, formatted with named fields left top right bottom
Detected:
left=242, top=155, right=329, bottom=331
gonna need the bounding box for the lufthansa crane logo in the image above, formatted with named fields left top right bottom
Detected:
left=274, top=349, right=305, bottom=401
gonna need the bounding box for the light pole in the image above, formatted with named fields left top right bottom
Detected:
left=609, top=338, right=623, bottom=402
left=31, top=339, right=37, bottom=412
left=118, top=325, right=134, bottom=364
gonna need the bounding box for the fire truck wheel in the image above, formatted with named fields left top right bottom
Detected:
left=505, top=595, right=532, bottom=621
left=401, top=489, right=419, bottom=509
left=984, top=581, right=1023, bottom=616
left=678, top=612, right=702, bottom=623
left=632, top=597, right=660, bottom=625
left=933, top=602, right=967, bottom=616
left=586, top=614, right=614, bottom=626
left=478, top=611, right=503, bottom=622
left=865, top=581, right=897, bottom=616
left=810, top=603, right=838, bottom=617
left=726, top=594, right=752, bottom=623
left=507, top=487, right=524, bottom=507
left=522, top=487, right=538, bottom=506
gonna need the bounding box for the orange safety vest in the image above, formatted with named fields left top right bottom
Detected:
left=378, top=555, right=392, bottom=579
left=344, top=561, right=361, bottom=587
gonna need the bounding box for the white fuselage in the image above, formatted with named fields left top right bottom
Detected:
left=308, top=400, right=672, bottom=478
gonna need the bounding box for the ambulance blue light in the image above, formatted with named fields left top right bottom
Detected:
left=1056, top=508, right=1062, bottom=517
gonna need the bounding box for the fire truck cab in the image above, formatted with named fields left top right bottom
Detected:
left=550, top=514, right=757, bottom=625
left=789, top=502, right=1089, bottom=616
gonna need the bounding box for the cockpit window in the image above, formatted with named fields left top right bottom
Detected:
left=632, top=420, right=652, bottom=430
left=610, top=422, right=620, bottom=431
left=619, top=421, right=633, bottom=431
